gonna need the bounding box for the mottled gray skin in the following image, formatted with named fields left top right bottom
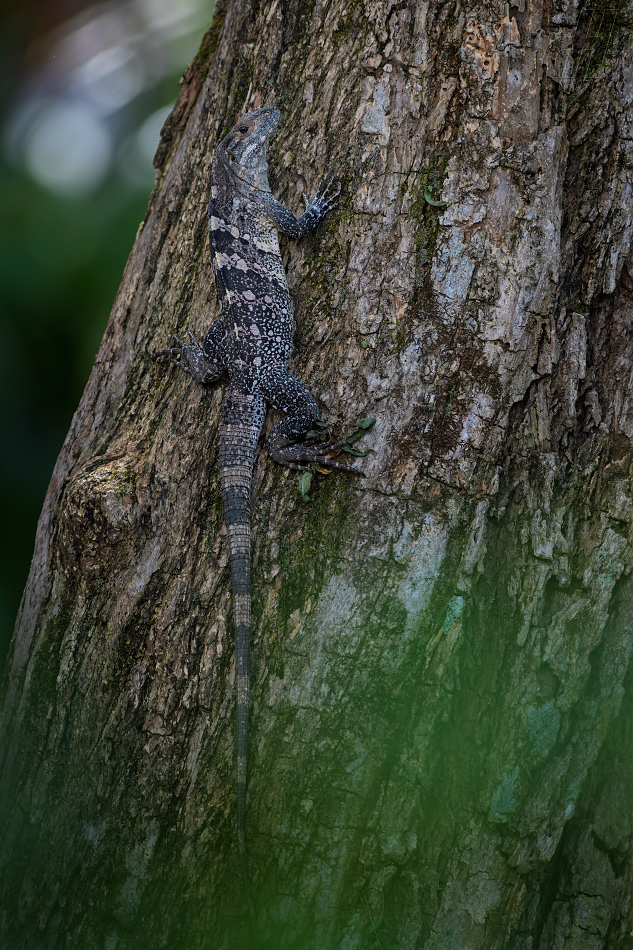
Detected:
left=155, top=107, right=353, bottom=926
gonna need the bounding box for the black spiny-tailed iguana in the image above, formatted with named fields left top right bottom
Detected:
left=154, top=107, right=360, bottom=926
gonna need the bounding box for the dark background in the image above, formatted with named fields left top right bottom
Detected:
left=0, top=0, right=211, bottom=670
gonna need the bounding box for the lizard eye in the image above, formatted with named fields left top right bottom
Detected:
left=238, top=126, right=249, bottom=134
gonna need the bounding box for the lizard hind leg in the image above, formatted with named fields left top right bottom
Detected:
left=261, top=366, right=361, bottom=473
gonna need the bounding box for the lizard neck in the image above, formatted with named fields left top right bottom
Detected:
left=214, top=150, right=271, bottom=196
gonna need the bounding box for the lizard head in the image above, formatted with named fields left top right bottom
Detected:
left=220, top=107, right=280, bottom=188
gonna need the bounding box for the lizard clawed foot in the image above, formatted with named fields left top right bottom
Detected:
left=305, top=175, right=341, bottom=219
left=152, top=335, right=186, bottom=361
left=151, top=334, right=207, bottom=380
left=271, top=438, right=363, bottom=475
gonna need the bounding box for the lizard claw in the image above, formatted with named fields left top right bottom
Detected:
left=153, top=330, right=224, bottom=384
left=169, top=359, right=197, bottom=378
left=306, top=175, right=341, bottom=221
left=153, top=335, right=185, bottom=361
left=152, top=334, right=198, bottom=369
left=270, top=437, right=364, bottom=474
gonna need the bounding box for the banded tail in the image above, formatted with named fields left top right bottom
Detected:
left=218, top=387, right=265, bottom=929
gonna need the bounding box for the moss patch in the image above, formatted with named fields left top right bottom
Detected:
left=273, top=477, right=354, bottom=634
left=404, top=147, right=451, bottom=283
left=575, top=0, right=633, bottom=82
left=24, top=602, right=72, bottom=734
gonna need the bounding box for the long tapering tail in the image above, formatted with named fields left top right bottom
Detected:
left=218, top=388, right=265, bottom=931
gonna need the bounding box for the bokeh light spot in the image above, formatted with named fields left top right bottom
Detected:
left=24, top=101, right=113, bottom=195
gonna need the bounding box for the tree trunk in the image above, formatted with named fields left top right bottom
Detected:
left=2, top=1, right=633, bottom=947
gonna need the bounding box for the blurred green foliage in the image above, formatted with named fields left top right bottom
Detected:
left=0, top=0, right=212, bottom=674
left=0, top=161, right=151, bottom=667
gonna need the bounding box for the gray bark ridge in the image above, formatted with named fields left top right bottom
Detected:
left=2, top=1, right=633, bottom=949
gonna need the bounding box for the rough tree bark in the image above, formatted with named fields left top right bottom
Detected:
left=2, top=1, right=633, bottom=948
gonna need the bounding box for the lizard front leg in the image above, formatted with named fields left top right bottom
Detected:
left=263, top=176, right=341, bottom=239
left=261, top=366, right=360, bottom=473
left=153, top=323, right=226, bottom=385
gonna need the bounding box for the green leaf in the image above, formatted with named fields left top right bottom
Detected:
left=342, top=445, right=369, bottom=456
left=297, top=471, right=312, bottom=502
left=424, top=188, right=449, bottom=208
left=313, top=419, right=330, bottom=429
left=344, top=416, right=376, bottom=445
left=305, top=429, right=323, bottom=439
